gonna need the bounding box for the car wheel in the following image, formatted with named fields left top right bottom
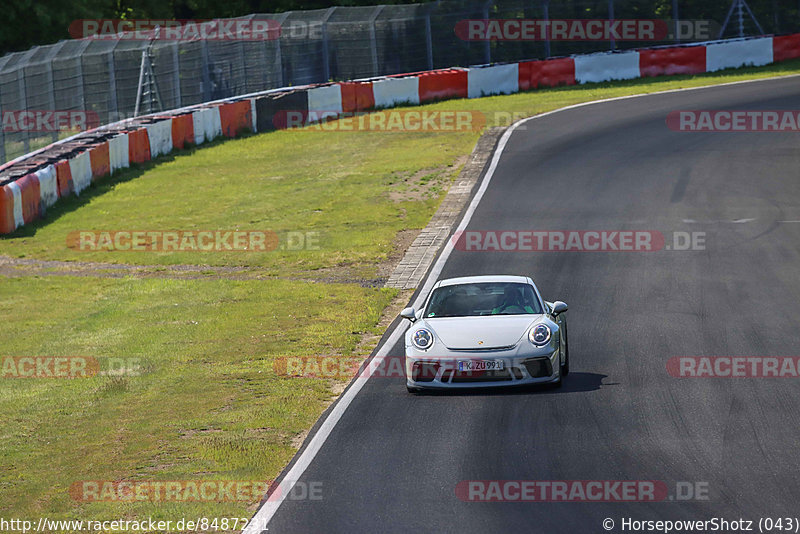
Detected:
left=561, top=321, right=570, bottom=376
left=549, top=364, right=563, bottom=389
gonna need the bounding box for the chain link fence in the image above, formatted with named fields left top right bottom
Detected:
left=1, top=0, right=798, bottom=163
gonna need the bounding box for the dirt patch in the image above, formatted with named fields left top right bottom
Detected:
left=386, top=160, right=464, bottom=203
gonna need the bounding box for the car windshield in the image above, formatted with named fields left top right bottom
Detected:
left=424, top=282, right=543, bottom=318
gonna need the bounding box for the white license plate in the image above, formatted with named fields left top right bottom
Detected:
left=457, top=360, right=505, bottom=372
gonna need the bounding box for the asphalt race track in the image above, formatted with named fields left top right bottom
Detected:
left=264, top=77, right=800, bottom=533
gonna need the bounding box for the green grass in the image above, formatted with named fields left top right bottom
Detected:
left=0, top=276, right=394, bottom=522
left=4, top=59, right=800, bottom=274
left=2, top=58, right=800, bottom=530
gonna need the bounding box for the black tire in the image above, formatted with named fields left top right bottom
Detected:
left=550, top=366, right=563, bottom=389
left=561, top=321, right=570, bottom=376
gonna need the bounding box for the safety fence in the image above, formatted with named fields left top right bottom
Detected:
left=1, top=32, right=799, bottom=234
left=1, top=0, right=797, bottom=163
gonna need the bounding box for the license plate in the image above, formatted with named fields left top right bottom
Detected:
left=457, top=360, right=505, bottom=372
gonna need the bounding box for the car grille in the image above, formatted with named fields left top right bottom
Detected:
left=451, top=369, right=513, bottom=382
left=523, top=357, right=553, bottom=378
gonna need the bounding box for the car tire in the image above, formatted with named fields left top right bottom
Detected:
left=552, top=365, right=563, bottom=388
left=561, top=321, right=570, bottom=376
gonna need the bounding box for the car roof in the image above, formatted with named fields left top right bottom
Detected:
left=436, top=275, right=532, bottom=287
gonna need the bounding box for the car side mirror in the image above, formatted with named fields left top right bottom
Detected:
left=400, top=307, right=417, bottom=322
left=551, top=301, right=568, bottom=316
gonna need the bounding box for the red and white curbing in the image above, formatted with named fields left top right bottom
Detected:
left=1, top=34, right=799, bottom=234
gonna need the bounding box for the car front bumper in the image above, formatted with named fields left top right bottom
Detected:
left=405, top=347, right=561, bottom=389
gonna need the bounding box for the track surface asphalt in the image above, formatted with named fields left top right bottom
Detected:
left=266, top=77, right=800, bottom=533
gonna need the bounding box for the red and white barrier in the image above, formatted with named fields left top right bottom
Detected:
left=372, top=77, right=420, bottom=108
left=706, top=37, right=773, bottom=72
left=468, top=64, right=519, bottom=98
left=145, top=120, right=174, bottom=158
left=192, top=108, right=222, bottom=145
left=108, top=133, right=129, bottom=173
left=575, top=50, right=641, bottom=83
left=308, top=85, right=343, bottom=120
left=8, top=181, right=23, bottom=229
left=69, top=151, right=93, bottom=195
left=35, top=165, right=58, bottom=210
left=3, top=33, right=800, bottom=234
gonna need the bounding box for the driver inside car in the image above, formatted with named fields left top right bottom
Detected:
left=492, top=286, right=535, bottom=314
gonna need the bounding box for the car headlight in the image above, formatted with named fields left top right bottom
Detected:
left=528, top=324, right=551, bottom=346
left=412, top=328, right=434, bottom=350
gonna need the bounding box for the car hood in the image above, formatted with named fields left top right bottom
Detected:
left=421, top=315, right=545, bottom=350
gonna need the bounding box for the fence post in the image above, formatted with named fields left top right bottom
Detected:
left=17, top=70, right=30, bottom=153
left=543, top=0, right=551, bottom=58
left=45, top=61, right=58, bottom=145
left=609, top=0, right=616, bottom=50
left=0, top=98, right=5, bottom=162
left=482, top=0, right=492, bottom=64
left=672, top=0, right=680, bottom=43
left=321, top=7, right=336, bottom=81
left=76, top=40, right=91, bottom=127
left=425, top=12, right=434, bottom=70
left=201, top=40, right=211, bottom=102
left=107, top=40, right=119, bottom=123
left=368, top=6, right=385, bottom=77
left=172, top=41, right=181, bottom=108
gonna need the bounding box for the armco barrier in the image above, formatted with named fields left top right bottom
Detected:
left=170, top=114, right=194, bottom=150
left=219, top=100, right=253, bottom=137
left=254, top=90, right=309, bottom=132
left=575, top=50, right=641, bottom=83
left=15, top=173, right=41, bottom=225
left=418, top=69, right=468, bottom=102
left=519, top=58, right=576, bottom=90
left=0, top=184, right=14, bottom=233
left=340, top=82, right=375, bottom=113
left=192, top=107, right=223, bottom=144
left=468, top=63, right=519, bottom=98
left=308, top=85, right=344, bottom=118
left=127, top=128, right=152, bottom=164
left=2, top=34, right=800, bottom=235
left=35, top=165, right=58, bottom=211
left=55, top=160, right=73, bottom=198
left=640, top=46, right=706, bottom=77
left=108, top=134, right=129, bottom=173
left=706, top=37, right=773, bottom=72
left=8, top=182, right=23, bottom=229
left=145, top=119, right=173, bottom=158
left=250, top=98, right=258, bottom=132
left=372, top=77, right=420, bottom=108
left=774, top=34, right=800, bottom=62
left=89, top=142, right=110, bottom=180
left=68, top=151, right=93, bottom=195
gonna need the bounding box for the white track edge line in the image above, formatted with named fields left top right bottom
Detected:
left=243, top=72, right=800, bottom=533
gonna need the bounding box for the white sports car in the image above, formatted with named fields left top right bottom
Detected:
left=402, top=275, right=569, bottom=392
